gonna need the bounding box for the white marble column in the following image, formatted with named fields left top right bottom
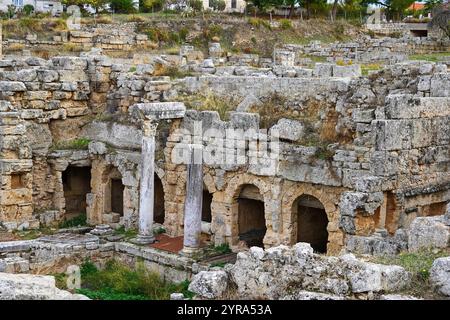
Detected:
left=135, top=120, right=158, bottom=244
left=182, top=144, right=203, bottom=255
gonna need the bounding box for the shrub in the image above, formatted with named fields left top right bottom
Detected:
left=141, top=0, right=165, bottom=12
left=96, top=16, right=113, bottom=24
left=178, top=27, right=189, bottom=42
left=213, top=243, right=231, bottom=254
left=210, top=0, right=226, bottom=11
left=23, top=4, right=34, bottom=16
left=336, top=59, right=353, bottom=66
left=169, top=31, right=180, bottom=44
left=248, top=17, right=271, bottom=30
left=59, top=214, right=87, bottom=228
left=279, top=19, right=292, bottom=30
left=62, top=43, right=83, bottom=52
left=145, top=27, right=169, bottom=42
left=188, top=0, right=203, bottom=12
left=7, top=43, right=25, bottom=52
left=126, top=15, right=146, bottom=23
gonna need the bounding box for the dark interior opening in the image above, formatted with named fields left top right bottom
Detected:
left=154, top=175, right=165, bottom=224
left=295, top=195, right=328, bottom=254
left=202, top=190, right=213, bottom=223
left=410, top=29, right=428, bottom=37
left=238, top=185, right=266, bottom=248
left=111, top=178, right=124, bottom=216
left=62, top=166, right=91, bottom=219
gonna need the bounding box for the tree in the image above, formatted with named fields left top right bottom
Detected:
left=429, top=3, right=450, bottom=38
left=188, top=0, right=203, bottom=12
left=141, top=0, right=166, bottom=12
left=61, top=0, right=109, bottom=13
left=210, top=0, right=226, bottom=11
left=331, top=0, right=340, bottom=21
left=424, top=0, right=443, bottom=13
left=109, top=0, right=137, bottom=13
left=23, top=4, right=35, bottom=16
left=363, top=0, right=415, bottom=21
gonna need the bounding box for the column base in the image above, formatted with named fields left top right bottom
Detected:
left=131, top=234, right=155, bottom=245
left=179, top=246, right=202, bottom=258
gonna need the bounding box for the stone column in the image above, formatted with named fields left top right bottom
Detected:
left=135, top=120, right=158, bottom=244
left=181, top=144, right=203, bottom=255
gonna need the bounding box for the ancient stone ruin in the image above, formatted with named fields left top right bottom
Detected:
left=0, top=18, right=449, bottom=300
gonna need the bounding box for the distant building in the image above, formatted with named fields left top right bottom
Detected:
left=407, top=2, right=425, bottom=11
left=0, top=0, right=63, bottom=14
left=201, top=0, right=246, bottom=13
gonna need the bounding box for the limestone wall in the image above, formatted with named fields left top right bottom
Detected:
left=0, top=51, right=448, bottom=255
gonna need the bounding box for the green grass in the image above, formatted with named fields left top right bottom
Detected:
left=59, top=214, right=87, bottom=229
left=156, top=65, right=193, bottom=79
left=279, top=19, right=292, bottom=30
left=210, top=262, right=226, bottom=268
left=114, top=226, right=138, bottom=240
left=50, top=138, right=91, bottom=151
left=212, top=243, right=232, bottom=255
left=77, top=260, right=194, bottom=300
left=372, top=249, right=449, bottom=297
left=53, top=272, right=68, bottom=290
left=154, top=227, right=166, bottom=235
left=409, top=52, right=450, bottom=62
left=361, top=63, right=383, bottom=76
left=12, top=227, right=55, bottom=240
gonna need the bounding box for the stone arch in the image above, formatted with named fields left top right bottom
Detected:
left=292, top=194, right=329, bottom=253
left=281, top=182, right=343, bottom=255
left=222, top=174, right=273, bottom=248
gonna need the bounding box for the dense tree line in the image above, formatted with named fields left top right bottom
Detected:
left=10, top=0, right=446, bottom=23
left=245, top=0, right=447, bottom=21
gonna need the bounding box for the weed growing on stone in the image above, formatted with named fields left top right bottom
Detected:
left=212, top=243, right=232, bottom=255
left=409, top=52, right=450, bottom=62
left=210, top=262, right=226, bottom=268
left=372, top=249, right=450, bottom=297
left=59, top=214, right=87, bottom=229
left=50, top=138, right=91, bottom=151
left=114, top=226, right=138, bottom=240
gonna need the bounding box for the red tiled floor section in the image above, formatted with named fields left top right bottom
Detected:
left=0, top=232, right=17, bottom=242
left=149, top=234, right=184, bottom=254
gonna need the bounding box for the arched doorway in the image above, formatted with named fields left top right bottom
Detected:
left=293, top=194, right=328, bottom=253
left=154, top=174, right=165, bottom=224
left=62, top=166, right=91, bottom=220
left=237, top=184, right=266, bottom=248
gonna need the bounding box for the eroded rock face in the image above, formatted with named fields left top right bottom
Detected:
left=0, top=272, right=89, bottom=300
left=408, top=216, right=450, bottom=252
left=189, top=243, right=411, bottom=300
left=430, top=257, right=450, bottom=297
left=188, top=270, right=229, bottom=299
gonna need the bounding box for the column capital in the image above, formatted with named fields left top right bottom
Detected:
left=142, top=120, right=158, bottom=137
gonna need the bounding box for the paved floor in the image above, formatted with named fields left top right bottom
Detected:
left=149, top=234, right=184, bottom=254
left=39, top=233, right=99, bottom=244
left=0, top=232, right=17, bottom=242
